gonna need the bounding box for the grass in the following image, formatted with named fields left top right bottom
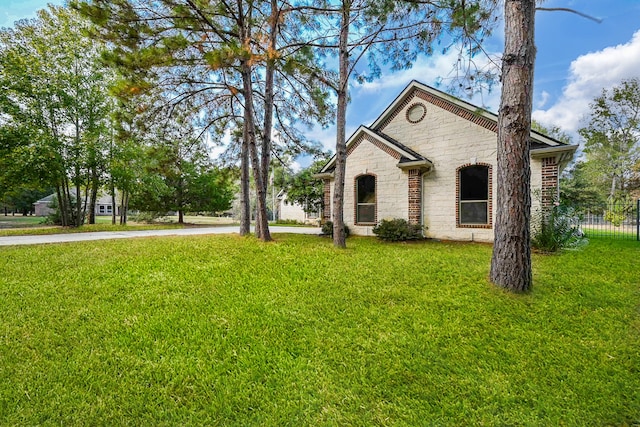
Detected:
left=0, top=215, right=46, bottom=228
left=0, top=235, right=638, bottom=425
left=582, top=225, right=638, bottom=241
left=0, top=215, right=239, bottom=237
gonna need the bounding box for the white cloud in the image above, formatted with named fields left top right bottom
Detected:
left=307, top=124, right=361, bottom=154
left=535, top=91, right=550, bottom=109
left=357, top=49, right=500, bottom=97
left=533, top=30, right=640, bottom=134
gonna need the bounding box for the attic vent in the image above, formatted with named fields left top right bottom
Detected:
left=406, top=103, right=426, bottom=123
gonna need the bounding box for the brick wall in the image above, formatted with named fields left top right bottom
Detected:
left=322, top=179, right=331, bottom=221
left=541, top=157, right=559, bottom=207
left=408, top=169, right=422, bottom=225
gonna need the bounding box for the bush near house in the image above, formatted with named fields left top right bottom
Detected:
left=531, top=203, right=587, bottom=253
left=372, top=218, right=423, bottom=241
left=320, top=220, right=349, bottom=238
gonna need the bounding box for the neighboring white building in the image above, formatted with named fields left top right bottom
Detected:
left=316, top=81, right=577, bottom=242
left=34, top=190, right=121, bottom=217
left=277, top=191, right=320, bottom=224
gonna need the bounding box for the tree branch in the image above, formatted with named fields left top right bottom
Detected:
left=536, top=7, right=603, bottom=24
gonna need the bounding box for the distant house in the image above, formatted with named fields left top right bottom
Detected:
left=33, top=194, right=57, bottom=217
left=34, top=191, right=121, bottom=217
left=316, top=80, right=578, bottom=242
left=276, top=191, right=320, bottom=224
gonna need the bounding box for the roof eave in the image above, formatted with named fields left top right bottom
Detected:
left=312, top=172, right=334, bottom=180
left=530, top=144, right=578, bottom=158
left=396, top=159, right=433, bottom=172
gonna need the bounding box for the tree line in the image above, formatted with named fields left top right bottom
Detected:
left=0, top=6, right=236, bottom=226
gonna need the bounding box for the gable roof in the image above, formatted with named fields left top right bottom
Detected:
left=318, top=80, right=577, bottom=175
left=319, top=126, right=433, bottom=174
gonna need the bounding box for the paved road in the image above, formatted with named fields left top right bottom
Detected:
left=0, top=226, right=321, bottom=246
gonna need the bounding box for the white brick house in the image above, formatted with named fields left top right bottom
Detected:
left=316, top=81, right=577, bottom=242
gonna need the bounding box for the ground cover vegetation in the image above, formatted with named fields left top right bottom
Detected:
left=0, top=235, right=637, bottom=425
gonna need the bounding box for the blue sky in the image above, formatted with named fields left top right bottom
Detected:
left=2, top=0, right=640, bottom=155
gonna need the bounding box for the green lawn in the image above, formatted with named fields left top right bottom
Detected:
left=0, top=235, right=638, bottom=425
left=0, top=215, right=239, bottom=237
left=0, top=215, right=45, bottom=228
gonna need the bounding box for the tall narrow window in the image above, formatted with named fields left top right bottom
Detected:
left=356, top=175, right=376, bottom=224
left=459, top=165, right=489, bottom=225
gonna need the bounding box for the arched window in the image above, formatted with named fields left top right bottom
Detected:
left=356, top=174, right=376, bottom=224
left=458, top=165, right=489, bottom=225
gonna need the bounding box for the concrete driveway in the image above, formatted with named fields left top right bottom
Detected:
left=0, top=226, right=321, bottom=246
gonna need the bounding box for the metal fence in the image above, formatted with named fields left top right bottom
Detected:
left=576, top=199, right=639, bottom=241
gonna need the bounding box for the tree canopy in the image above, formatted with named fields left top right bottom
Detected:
left=579, top=78, right=640, bottom=200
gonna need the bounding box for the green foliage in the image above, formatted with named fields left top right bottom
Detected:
left=0, top=5, right=114, bottom=226
left=531, top=203, right=587, bottom=253
left=0, top=236, right=638, bottom=425
left=127, top=111, right=234, bottom=219
left=321, top=220, right=349, bottom=238
left=603, top=197, right=634, bottom=226
left=131, top=211, right=167, bottom=224
left=279, top=159, right=327, bottom=215
left=274, top=219, right=305, bottom=225
left=0, top=186, right=52, bottom=215
left=560, top=161, right=608, bottom=209
left=372, top=218, right=423, bottom=242
left=579, top=78, right=640, bottom=199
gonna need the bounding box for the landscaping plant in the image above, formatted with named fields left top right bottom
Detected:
left=321, top=220, right=349, bottom=238
left=372, top=218, right=423, bottom=242
left=531, top=202, right=587, bottom=253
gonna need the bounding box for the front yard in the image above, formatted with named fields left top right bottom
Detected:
left=0, top=235, right=638, bottom=425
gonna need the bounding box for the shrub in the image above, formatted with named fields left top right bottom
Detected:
left=275, top=219, right=304, bottom=225
left=531, top=203, right=587, bottom=253
left=131, top=211, right=166, bottom=223
left=321, top=221, right=350, bottom=238
left=603, top=202, right=631, bottom=226
left=372, top=218, right=423, bottom=242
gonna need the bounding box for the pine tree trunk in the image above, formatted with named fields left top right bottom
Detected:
left=239, top=133, right=251, bottom=235
left=332, top=2, right=350, bottom=249
left=110, top=182, right=116, bottom=225
left=490, top=0, right=536, bottom=292
left=241, top=62, right=271, bottom=242
left=259, top=0, right=278, bottom=232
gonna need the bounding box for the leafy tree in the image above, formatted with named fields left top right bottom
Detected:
left=579, top=78, right=640, bottom=200
left=559, top=161, right=608, bottom=209
left=0, top=5, right=112, bottom=226
left=128, top=106, right=234, bottom=223
left=0, top=186, right=52, bottom=215
left=279, top=159, right=326, bottom=215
